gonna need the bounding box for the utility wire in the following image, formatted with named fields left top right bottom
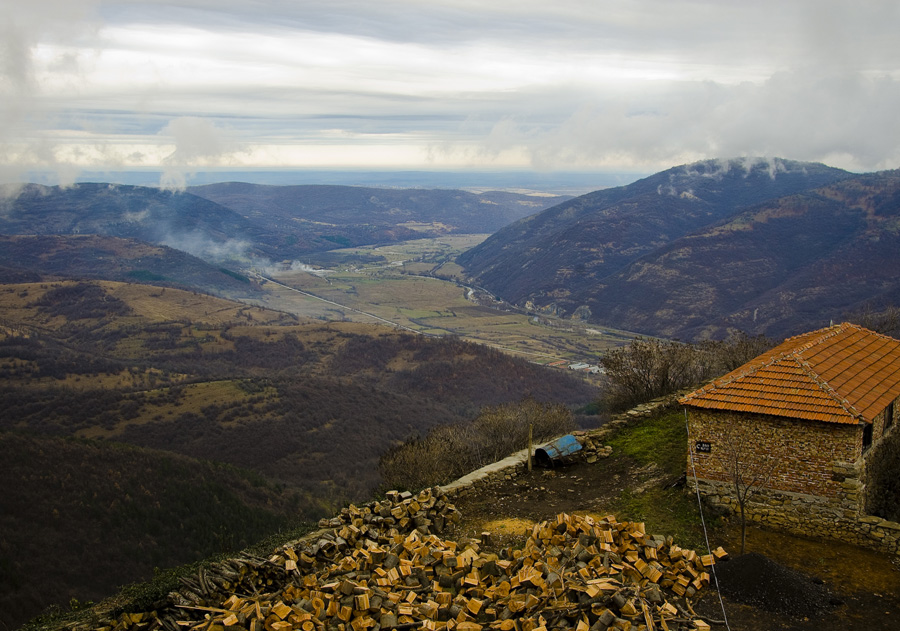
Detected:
left=684, top=407, right=732, bottom=631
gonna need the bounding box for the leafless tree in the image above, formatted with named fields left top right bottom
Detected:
left=600, top=337, right=704, bottom=410
left=715, top=423, right=780, bottom=555
left=601, top=333, right=776, bottom=411
left=699, top=330, right=776, bottom=373
left=846, top=303, right=900, bottom=338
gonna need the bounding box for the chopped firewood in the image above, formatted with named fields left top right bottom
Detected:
left=81, top=489, right=719, bottom=631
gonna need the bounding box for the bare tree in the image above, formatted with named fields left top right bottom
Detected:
left=601, top=333, right=776, bottom=411
left=716, top=424, right=780, bottom=555
left=846, top=303, right=900, bottom=338
left=600, top=337, right=705, bottom=410
left=700, top=330, right=776, bottom=373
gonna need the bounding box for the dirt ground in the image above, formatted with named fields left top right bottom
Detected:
left=445, top=455, right=900, bottom=631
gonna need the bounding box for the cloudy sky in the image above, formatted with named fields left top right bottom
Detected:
left=2, top=0, right=899, bottom=185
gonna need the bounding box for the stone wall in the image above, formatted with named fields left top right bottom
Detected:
left=863, top=403, right=900, bottom=519
left=686, top=409, right=860, bottom=499
left=686, top=403, right=900, bottom=555
left=690, top=475, right=900, bottom=555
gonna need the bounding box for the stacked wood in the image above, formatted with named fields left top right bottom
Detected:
left=78, top=493, right=720, bottom=631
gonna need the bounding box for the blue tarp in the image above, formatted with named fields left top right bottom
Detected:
left=535, top=434, right=582, bottom=467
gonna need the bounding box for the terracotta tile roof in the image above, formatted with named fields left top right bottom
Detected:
left=679, top=323, right=900, bottom=424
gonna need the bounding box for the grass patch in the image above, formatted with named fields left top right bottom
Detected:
left=605, top=408, right=722, bottom=551
left=606, top=409, right=688, bottom=477
left=611, top=486, right=711, bottom=551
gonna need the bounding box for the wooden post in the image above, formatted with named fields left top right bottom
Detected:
left=528, top=423, right=533, bottom=471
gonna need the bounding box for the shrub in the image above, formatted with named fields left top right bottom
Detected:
left=379, top=398, right=574, bottom=491
left=600, top=331, right=775, bottom=411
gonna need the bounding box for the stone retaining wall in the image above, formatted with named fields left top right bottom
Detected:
left=440, top=393, right=680, bottom=499
left=691, top=475, right=900, bottom=555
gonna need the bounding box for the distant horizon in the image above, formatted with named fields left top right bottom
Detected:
left=13, top=168, right=652, bottom=196
left=5, top=2, right=898, bottom=184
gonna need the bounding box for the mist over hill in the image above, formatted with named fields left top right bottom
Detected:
left=0, top=183, right=570, bottom=272
left=0, top=234, right=259, bottom=293
left=0, top=183, right=273, bottom=263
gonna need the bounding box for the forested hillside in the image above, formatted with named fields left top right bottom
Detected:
left=581, top=170, right=900, bottom=339
left=0, top=281, right=597, bottom=498
left=0, top=279, right=598, bottom=629
left=0, top=434, right=307, bottom=631
left=457, top=158, right=856, bottom=338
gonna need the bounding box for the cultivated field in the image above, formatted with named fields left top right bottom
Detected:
left=246, top=236, right=637, bottom=365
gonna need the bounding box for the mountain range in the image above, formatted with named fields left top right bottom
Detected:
left=188, top=183, right=570, bottom=237
left=5, top=159, right=900, bottom=341
left=0, top=183, right=569, bottom=268
left=457, top=158, right=900, bottom=340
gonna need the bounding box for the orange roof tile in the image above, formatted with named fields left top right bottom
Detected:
left=679, top=323, right=900, bottom=424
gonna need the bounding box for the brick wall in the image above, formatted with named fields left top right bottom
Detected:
left=685, top=409, right=859, bottom=499
left=686, top=402, right=900, bottom=555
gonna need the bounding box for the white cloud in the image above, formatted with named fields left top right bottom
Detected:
left=2, top=0, right=900, bottom=179
left=159, top=116, right=242, bottom=189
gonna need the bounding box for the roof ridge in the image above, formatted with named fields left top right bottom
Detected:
left=680, top=322, right=900, bottom=424
left=794, top=357, right=863, bottom=421
left=679, top=324, right=862, bottom=405
left=680, top=341, right=819, bottom=402
left=783, top=322, right=853, bottom=355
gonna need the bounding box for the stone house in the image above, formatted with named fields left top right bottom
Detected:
left=679, top=322, right=900, bottom=553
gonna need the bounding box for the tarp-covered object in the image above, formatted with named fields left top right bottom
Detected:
left=535, top=434, right=582, bottom=468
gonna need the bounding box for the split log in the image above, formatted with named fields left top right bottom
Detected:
left=85, top=493, right=720, bottom=631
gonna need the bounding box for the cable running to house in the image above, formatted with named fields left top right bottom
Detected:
left=684, top=408, right=732, bottom=631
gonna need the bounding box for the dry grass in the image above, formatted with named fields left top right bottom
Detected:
left=480, top=517, right=535, bottom=536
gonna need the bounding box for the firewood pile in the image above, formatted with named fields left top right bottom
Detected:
left=79, top=488, right=724, bottom=631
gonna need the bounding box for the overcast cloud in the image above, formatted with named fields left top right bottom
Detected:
left=2, top=0, right=898, bottom=183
